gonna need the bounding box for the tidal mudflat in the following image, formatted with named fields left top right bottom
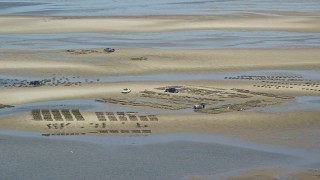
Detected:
left=1, top=0, right=320, bottom=180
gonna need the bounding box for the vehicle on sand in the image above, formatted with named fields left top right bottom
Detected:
left=104, top=48, right=115, bottom=53
left=194, top=103, right=205, bottom=110
left=122, top=88, right=131, bottom=94
left=165, top=87, right=179, bottom=93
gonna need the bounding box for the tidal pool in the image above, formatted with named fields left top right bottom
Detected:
left=0, top=99, right=194, bottom=118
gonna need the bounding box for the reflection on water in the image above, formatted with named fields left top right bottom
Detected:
left=1, top=31, right=319, bottom=50
left=0, top=99, right=194, bottom=118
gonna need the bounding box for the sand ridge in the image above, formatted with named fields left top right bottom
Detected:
left=0, top=48, right=320, bottom=76
left=0, top=15, right=320, bottom=34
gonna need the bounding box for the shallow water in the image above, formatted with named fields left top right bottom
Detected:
left=249, top=96, right=320, bottom=112
left=1, top=0, right=319, bottom=16
left=97, top=69, right=320, bottom=82
left=1, top=69, right=319, bottom=84
left=0, top=99, right=194, bottom=118
left=1, top=132, right=319, bottom=180
left=1, top=30, right=320, bottom=50
left=1, top=130, right=319, bottom=158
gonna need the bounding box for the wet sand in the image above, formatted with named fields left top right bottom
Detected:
left=1, top=48, right=320, bottom=76
left=1, top=15, right=320, bottom=34
left=217, top=168, right=320, bottom=180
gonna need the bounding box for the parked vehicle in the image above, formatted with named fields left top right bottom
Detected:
left=193, top=103, right=205, bottom=110
left=104, top=48, right=115, bottom=53
left=165, top=87, right=179, bottom=93
left=29, top=80, right=43, bottom=86
left=122, top=88, right=131, bottom=94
